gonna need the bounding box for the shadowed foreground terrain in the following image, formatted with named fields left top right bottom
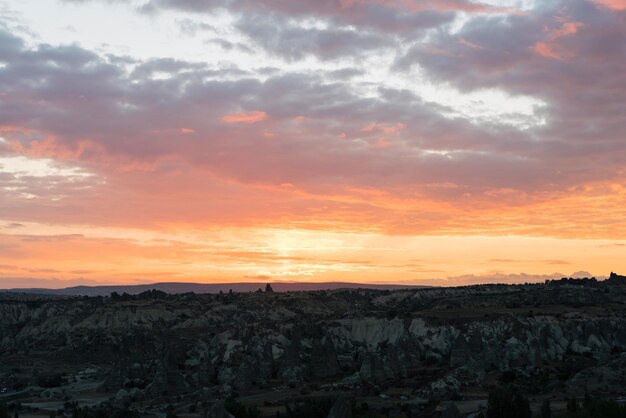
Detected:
left=2, top=274, right=626, bottom=417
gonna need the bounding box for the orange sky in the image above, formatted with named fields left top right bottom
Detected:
left=1, top=0, right=625, bottom=288
left=1, top=220, right=625, bottom=287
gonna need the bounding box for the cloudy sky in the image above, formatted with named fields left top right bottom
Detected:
left=0, top=0, right=625, bottom=288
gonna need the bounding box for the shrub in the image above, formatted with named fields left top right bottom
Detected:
left=486, top=387, right=531, bottom=418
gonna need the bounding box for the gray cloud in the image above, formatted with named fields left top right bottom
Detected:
left=0, top=23, right=609, bottom=201
left=236, top=14, right=391, bottom=61
left=139, top=0, right=456, bottom=35
left=1, top=0, right=626, bottom=236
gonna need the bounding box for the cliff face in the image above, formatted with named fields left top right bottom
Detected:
left=1, top=282, right=626, bottom=413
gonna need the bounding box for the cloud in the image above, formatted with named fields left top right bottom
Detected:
left=139, top=0, right=459, bottom=35
left=592, top=0, right=626, bottom=10
left=3, top=222, right=24, bottom=229
left=176, top=18, right=216, bottom=36
left=222, top=111, right=267, bottom=124
left=531, top=42, right=562, bottom=60
left=488, top=259, right=571, bottom=265
left=25, top=268, right=61, bottom=274
left=0, top=264, right=18, bottom=270
left=361, top=122, right=405, bottom=134
left=235, top=13, right=391, bottom=61
left=244, top=274, right=272, bottom=280
left=531, top=21, right=585, bottom=60
left=394, top=0, right=626, bottom=195
left=441, top=270, right=603, bottom=286
left=0, top=0, right=624, bottom=245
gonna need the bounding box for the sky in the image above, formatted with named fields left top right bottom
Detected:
left=0, top=0, right=625, bottom=288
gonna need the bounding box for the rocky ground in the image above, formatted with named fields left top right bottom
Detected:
left=1, top=275, right=626, bottom=417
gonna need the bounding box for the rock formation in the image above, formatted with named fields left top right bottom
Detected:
left=2, top=275, right=626, bottom=417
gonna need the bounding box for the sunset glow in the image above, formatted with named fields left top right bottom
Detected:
left=1, top=0, right=625, bottom=288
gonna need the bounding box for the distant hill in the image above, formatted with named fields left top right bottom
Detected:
left=3, top=281, right=430, bottom=296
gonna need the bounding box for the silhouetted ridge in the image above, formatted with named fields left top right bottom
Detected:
left=4, top=281, right=429, bottom=296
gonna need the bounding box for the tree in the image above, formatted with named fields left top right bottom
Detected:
left=511, top=393, right=531, bottom=418
left=541, top=399, right=551, bottom=418
left=586, top=398, right=626, bottom=418
left=487, top=387, right=531, bottom=418
left=567, top=397, right=579, bottom=414
left=247, top=406, right=261, bottom=418
left=224, top=398, right=247, bottom=418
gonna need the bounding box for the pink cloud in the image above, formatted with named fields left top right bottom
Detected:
left=531, top=21, right=584, bottom=60
left=338, top=0, right=520, bottom=14
left=373, top=138, right=393, bottom=148
left=551, top=21, right=585, bottom=38
left=593, top=0, right=626, bottom=10
left=2, top=3, right=626, bottom=244
left=361, top=122, right=406, bottom=134
left=531, top=42, right=563, bottom=59
left=222, top=111, right=268, bottom=124
left=458, top=37, right=483, bottom=49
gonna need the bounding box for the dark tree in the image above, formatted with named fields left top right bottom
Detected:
left=224, top=398, right=248, bottom=418
left=511, top=393, right=531, bottom=418
left=541, top=399, right=551, bottom=418
left=247, top=406, right=261, bottom=418
left=567, top=397, right=579, bottom=413
left=584, top=398, right=626, bottom=418
left=487, top=387, right=531, bottom=418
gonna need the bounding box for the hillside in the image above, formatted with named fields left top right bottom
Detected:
left=1, top=277, right=625, bottom=417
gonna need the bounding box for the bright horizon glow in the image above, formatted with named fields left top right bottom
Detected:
left=1, top=220, right=623, bottom=288
left=1, top=0, right=625, bottom=288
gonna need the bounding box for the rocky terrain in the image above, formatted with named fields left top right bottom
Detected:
left=1, top=274, right=626, bottom=417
